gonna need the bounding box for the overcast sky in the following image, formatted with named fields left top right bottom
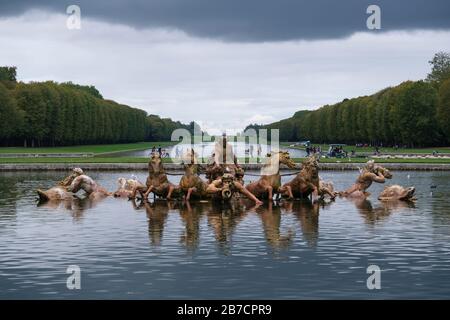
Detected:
left=1, top=1, right=450, bottom=134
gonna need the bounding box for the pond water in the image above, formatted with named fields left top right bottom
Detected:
left=105, top=142, right=307, bottom=158
left=1, top=170, right=450, bottom=299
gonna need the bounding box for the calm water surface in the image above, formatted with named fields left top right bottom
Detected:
left=1, top=170, right=450, bottom=299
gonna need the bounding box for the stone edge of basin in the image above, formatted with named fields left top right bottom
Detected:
left=1, top=163, right=450, bottom=171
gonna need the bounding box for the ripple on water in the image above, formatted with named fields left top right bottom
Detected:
left=1, top=170, right=450, bottom=298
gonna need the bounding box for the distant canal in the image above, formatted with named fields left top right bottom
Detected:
left=1, top=170, right=450, bottom=298
left=103, top=142, right=307, bottom=158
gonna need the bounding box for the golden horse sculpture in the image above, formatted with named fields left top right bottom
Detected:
left=280, top=156, right=336, bottom=200
left=245, top=151, right=296, bottom=200
left=177, top=148, right=262, bottom=203
left=339, top=160, right=392, bottom=199
left=179, top=149, right=209, bottom=201
left=129, top=152, right=179, bottom=200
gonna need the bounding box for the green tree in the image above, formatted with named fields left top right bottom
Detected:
left=0, top=82, right=23, bottom=145
left=0, top=66, right=17, bottom=81
left=427, top=51, right=450, bottom=85
left=437, top=78, right=450, bottom=142
left=392, top=81, right=439, bottom=147
left=16, top=83, right=49, bottom=147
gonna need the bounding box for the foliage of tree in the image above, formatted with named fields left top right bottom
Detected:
left=146, top=115, right=202, bottom=141
left=0, top=66, right=17, bottom=82
left=246, top=80, right=448, bottom=147
left=427, top=51, right=450, bottom=85
left=0, top=82, right=23, bottom=141
left=0, top=72, right=199, bottom=147
left=61, top=82, right=103, bottom=99
left=437, top=78, right=450, bottom=142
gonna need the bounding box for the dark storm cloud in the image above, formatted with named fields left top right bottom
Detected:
left=0, top=0, right=449, bottom=41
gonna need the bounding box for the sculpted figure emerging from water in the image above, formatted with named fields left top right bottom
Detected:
left=67, top=174, right=111, bottom=200
left=113, top=177, right=146, bottom=198
left=36, top=154, right=416, bottom=207
left=37, top=186, right=73, bottom=201
left=206, top=134, right=243, bottom=183
left=58, top=167, right=84, bottom=187
left=37, top=167, right=84, bottom=201
left=378, top=185, right=416, bottom=201
left=178, top=144, right=262, bottom=203
left=318, top=179, right=337, bottom=200
left=207, top=173, right=263, bottom=204
left=37, top=168, right=110, bottom=201
left=339, top=160, right=392, bottom=198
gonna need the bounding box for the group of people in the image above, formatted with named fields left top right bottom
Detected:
left=151, top=145, right=170, bottom=158
left=244, top=144, right=263, bottom=158
left=305, top=145, right=321, bottom=156
left=37, top=136, right=417, bottom=206
left=329, top=145, right=348, bottom=157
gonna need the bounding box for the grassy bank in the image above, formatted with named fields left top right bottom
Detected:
left=5, top=141, right=448, bottom=157
left=281, top=142, right=450, bottom=154
left=0, top=141, right=175, bottom=155
left=2, top=157, right=450, bottom=164
left=1, top=140, right=450, bottom=164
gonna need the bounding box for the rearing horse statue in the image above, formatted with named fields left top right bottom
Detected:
left=280, top=156, right=320, bottom=199
left=281, top=155, right=337, bottom=200
left=129, top=152, right=179, bottom=200
left=179, top=148, right=209, bottom=201
left=245, top=151, right=296, bottom=200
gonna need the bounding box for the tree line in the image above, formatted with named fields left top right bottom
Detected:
left=0, top=67, right=200, bottom=147
left=246, top=52, right=450, bottom=147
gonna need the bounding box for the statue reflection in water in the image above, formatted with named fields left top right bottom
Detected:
left=206, top=199, right=255, bottom=254
left=131, top=198, right=254, bottom=252
left=36, top=195, right=103, bottom=222
left=281, top=200, right=322, bottom=248
left=39, top=194, right=329, bottom=251
left=178, top=198, right=326, bottom=252
left=256, top=201, right=295, bottom=250
left=349, top=197, right=416, bottom=225
left=178, top=200, right=206, bottom=251
left=131, top=198, right=172, bottom=246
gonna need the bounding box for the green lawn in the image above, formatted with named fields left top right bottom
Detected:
left=315, top=158, right=450, bottom=164
left=1, top=140, right=450, bottom=164
left=5, top=140, right=448, bottom=156
left=0, top=157, right=151, bottom=164
left=0, top=141, right=175, bottom=155
left=2, top=156, right=450, bottom=164
left=281, top=142, right=450, bottom=154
